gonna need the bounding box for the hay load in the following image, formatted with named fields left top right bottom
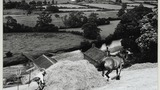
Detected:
left=44, top=60, right=107, bottom=90
left=51, top=50, right=84, bottom=61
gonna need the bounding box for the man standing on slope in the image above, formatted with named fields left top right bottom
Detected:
left=33, top=68, right=46, bottom=90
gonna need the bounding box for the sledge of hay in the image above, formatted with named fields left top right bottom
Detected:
left=44, top=60, right=107, bottom=90
left=51, top=50, right=84, bottom=62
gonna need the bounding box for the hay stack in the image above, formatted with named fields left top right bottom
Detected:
left=51, top=50, right=84, bottom=61
left=44, top=60, right=107, bottom=90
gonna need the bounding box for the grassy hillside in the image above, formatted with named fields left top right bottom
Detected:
left=3, top=33, right=87, bottom=66
left=3, top=33, right=85, bottom=53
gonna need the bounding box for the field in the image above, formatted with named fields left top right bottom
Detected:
left=3, top=20, right=119, bottom=54
left=54, top=4, right=86, bottom=8
left=3, top=11, right=118, bottom=27
left=127, top=3, right=156, bottom=8
left=59, top=8, right=98, bottom=11
left=3, top=33, right=86, bottom=54
left=85, top=4, right=134, bottom=10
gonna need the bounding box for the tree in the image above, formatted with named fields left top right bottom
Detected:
left=43, top=0, right=47, bottom=5
left=122, top=3, right=127, bottom=9
left=117, top=9, right=125, bottom=17
left=63, top=12, right=88, bottom=28
left=37, top=1, right=42, bottom=6
left=52, top=0, right=54, bottom=4
left=35, top=11, right=58, bottom=32
left=82, top=22, right=101, bottom=40
left=21, top=3, right=30, bottom=10
left=4, top=16, right=33, bottom=32
left=117, top=3, right=127, bottom=17
left=136, top=10, right=157, bottom=62
left=5, top=16, right=17, bottom=27
left=88, top=13, right=98, bottom=23
left=54, top=14, right=60, bottom=18
left=114, top=5, right=152, bottom=40
left=112, top=4, right=153, bottom=63
left=80, top=40, right=92, bottom=52
left=116, top=0, right=122, bottom=3
left=21, top=0, right=26, bottom=4
left=4, top=1, right=21, bottom=9
left=45, top=5, right=59, bottom=13
left=48, top=1, right=50, bottom=4
left=29, top=0, right=36, bottom=5
left=36, top=11, right=52, bottom=27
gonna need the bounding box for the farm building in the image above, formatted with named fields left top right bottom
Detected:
left=83, top=44, right=106, bottom=67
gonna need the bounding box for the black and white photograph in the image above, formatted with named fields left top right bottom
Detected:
left=3, top=0, right=158, bottom=90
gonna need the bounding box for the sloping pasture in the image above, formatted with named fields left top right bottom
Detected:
left=3, top=33, right=85, bottom=53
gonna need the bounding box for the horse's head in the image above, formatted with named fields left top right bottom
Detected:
left=117, top=49, right=133, bottom=64
left=117, top=49, right=130, bottom=61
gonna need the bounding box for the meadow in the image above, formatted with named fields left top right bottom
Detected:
left=127, top=3, right=156, bottom=8
left=59, top=8, right=98, bottom=11
left=85, top=3, right=134, bottom=10
left=54, top=4, right=86, bottom=8
left=3, top=33, right=86, bottom=54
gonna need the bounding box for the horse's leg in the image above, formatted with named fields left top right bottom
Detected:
left=116, top=69, right=119, bottom=77
left=105, top=70, right=112, bottom=81
left=102, top=70, right=105, bottom=77
left=116, top=64, right=123, bottom=80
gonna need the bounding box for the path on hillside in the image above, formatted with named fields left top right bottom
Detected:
left=92, top=67, right=158, bottom=90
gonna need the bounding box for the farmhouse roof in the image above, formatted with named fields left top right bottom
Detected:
left=84, top=44, right=106, bottom=63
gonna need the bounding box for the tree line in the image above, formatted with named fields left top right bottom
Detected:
left=3, top=0, right=59, bottom=13
left=4, top=11, right=111, bottom=40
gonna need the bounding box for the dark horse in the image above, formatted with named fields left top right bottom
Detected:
left=97, top=50, right=128, bottom=81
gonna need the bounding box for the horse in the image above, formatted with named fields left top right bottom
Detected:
left=97, top=49, right=128, bottom=81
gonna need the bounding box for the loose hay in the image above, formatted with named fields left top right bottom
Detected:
left=44, top=60, right=107, bottom=90
left=51, top=50, right=84, bottom=61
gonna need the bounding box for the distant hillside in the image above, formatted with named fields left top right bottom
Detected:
left=4, top=0, right=71, bottom=3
